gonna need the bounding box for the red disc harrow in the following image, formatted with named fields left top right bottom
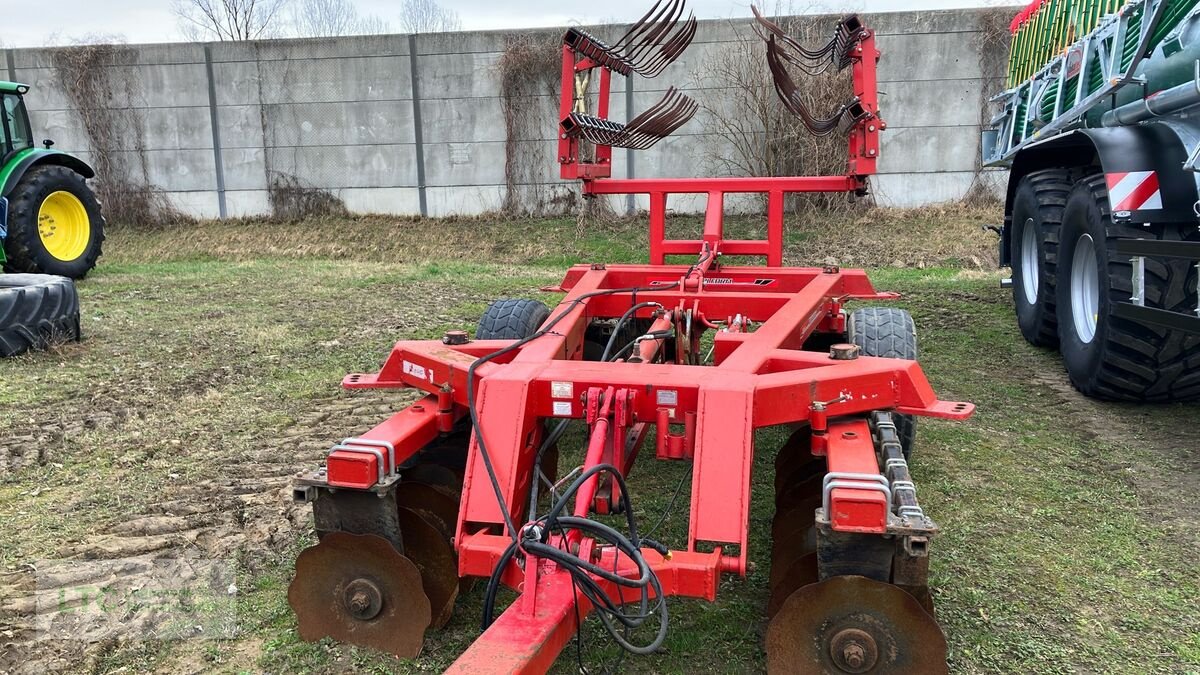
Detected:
left=288, top=4, right=973, bottom=673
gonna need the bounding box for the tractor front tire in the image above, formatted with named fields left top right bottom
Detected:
left=1056, top=175, right=1200, bottom=401
left=5, top=166, right=105, bottom=279
left=848, top=307, right=919, bottom=458
left=475, top=298, right=551, bottom=340
left=0, top=274, right=80, bottom=357
left=1010, top=168, right=1072, bottom=348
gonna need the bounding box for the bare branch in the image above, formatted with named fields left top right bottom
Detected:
left=397, top=0, right=462, bottom=34
left=172, top=0, right=291, bottom=41
left=292, top=0, right=390, bottom=37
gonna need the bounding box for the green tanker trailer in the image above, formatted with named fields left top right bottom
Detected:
left=984, top=0, right=1200, bottom=402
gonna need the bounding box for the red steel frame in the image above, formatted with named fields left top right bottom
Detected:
left=322, top=20, right=970, bottom=674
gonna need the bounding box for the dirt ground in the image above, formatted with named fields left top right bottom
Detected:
left=1, top=211, right=1197, bottom=674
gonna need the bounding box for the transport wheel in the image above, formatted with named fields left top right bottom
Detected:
left=847, top=307, right=918, bottom=458
left=0, top=273, right=80, bottom=357
left=4, top=166, right=105, bottom=279
left=476, top=298, right=551, bottom=340
left=1009, top=168, right=1071, bottom=348
left=1056, top=175, right=1200, bottom=401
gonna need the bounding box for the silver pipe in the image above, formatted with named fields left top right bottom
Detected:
left=1101, top=60, right=1200, bottom=127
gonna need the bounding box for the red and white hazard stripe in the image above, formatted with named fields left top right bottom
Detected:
left=1106, top=171, right=1163, bottom=212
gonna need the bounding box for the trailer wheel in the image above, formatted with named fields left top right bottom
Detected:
left=1056, top=175, right=1200, bottom=401
left=848, top=307, right=918, bottom=458
left=0, top=273, right=80, bottom=357
left=1010, top=168, right=1072, bottom=348
left=475, top=298, right=551, bottom=340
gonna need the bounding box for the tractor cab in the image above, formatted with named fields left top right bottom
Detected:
left=0, top=82, right=34, bottom=164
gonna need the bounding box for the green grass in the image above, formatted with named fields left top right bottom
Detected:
left=1, top=213, right=1198, bottom=674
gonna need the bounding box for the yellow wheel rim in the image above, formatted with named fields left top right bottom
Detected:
left=38, top=191, right=91, bottom=262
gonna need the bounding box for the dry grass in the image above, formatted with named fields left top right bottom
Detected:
left=103, top=204, right=1001, bottom=270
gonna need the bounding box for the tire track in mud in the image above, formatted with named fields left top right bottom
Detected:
left=0, top=391, right=416, bottom=673
left=1027, top=368, right=1200, bottom=540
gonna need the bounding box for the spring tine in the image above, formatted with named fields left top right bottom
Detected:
left=562, top=86, right=695, bottom=149
left=638, top=14, right=697, bottom=78
left=611, top=0, right=672, bottom=52
left=752, top=5, right=837, bottom=63
left=616, top=0, right=681, bottom=62
left=765, top=36, right=846, bottom=136
left=624, top=0, right=687, bottom=69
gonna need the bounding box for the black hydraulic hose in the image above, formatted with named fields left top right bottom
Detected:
left=601, top=301, right=663, bottom=362
left=466, top=281, right=682, bottom=547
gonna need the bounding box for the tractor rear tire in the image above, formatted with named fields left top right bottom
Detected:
left=0, top=274, right=80, bottom=357
left=475, top=298, right=550, bottom=340
left=1010, top=168, right=1072, bottom=348
left=848, top=307, right=918, bottom=458
left=4, top=166, right=105, bottom=280
left=1055, top=176, right=1200, bottom=402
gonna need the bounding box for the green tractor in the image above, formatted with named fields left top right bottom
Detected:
left=1, top=81, right=101, bottom=357
left=1, top=81, right=104, bottom=279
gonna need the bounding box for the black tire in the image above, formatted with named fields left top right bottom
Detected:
left=0, top=274, right=81, bottom=357
left=4, top=166, right=105, bottom=279
left=1010, top=168, right=1072, bottom=348
left=1055, top=176, right=1200, bottom=402
left=475, top=298, right=551, bottom=340
left=848, top=307, right=918, bottom=458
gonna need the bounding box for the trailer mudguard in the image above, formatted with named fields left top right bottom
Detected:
left=1001, top=123, right=1199, bottom=264
left=0, top=148, right=96, bottom=198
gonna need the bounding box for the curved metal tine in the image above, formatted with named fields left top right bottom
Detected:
left=766, top=37, right=843, bottom=135
left=751, top=5, right=836, bottom=62
left=638, top=13, right=697, bottom=78
left=614, top=0, right=680, bottom=60
left=624, top=0, right=687, bottom=67
left=611, top=0, right=672, bottom=52
left=622, top=88, right=696, bottom=147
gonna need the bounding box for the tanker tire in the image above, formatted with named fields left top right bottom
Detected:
left=4, top=166, right=105, bottom=279
left=0, top=274, right=80, bottom=357
left=1010, top=168, right=1072, bottom=348
left=1056, top=175, right=1200, bottom=402
left=476, top=298, right=551, bottom=340
left=848, top=307, right=918, bottom=458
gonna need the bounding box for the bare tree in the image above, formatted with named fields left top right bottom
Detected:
left=292, top=0, right=389, bottom=37
left=398, top=0, right=462, bottom=34
left=173, top=0, right=291, bottom=41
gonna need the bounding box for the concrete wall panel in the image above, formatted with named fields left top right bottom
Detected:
left=6, top=7, right=1009, bottom=219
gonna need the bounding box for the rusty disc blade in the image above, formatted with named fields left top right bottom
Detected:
left=403, top=463, right=463, bottom=497
left=398, top=506, right=460, bottom=629
left=396, top=481, right=460, bottom=543
left=766, top=575, right=948, bottom=675
left=771, top=500, right=820, bottom=544
left=774, top=428, right=814, bottom=473
left=769, top=521, right=817, bottom=591
left=768, top=470, right=825, bottom=516
left=775, top=455, right=825, bottom=496
left=288, top=532, right=431, bottom=658
left=897, top=584, right=936, bottom=618
left=767, top=551, right=818, bottom=619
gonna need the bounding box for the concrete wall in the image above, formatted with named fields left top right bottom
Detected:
left=6, top=7, right=1010, bottom=219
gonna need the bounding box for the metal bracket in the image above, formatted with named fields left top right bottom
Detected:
left=1131, top=255, right=1146, bottom=306
left=341, top=437, right=397, bottom=478
left=330, top=443, right=386, bottom=486
left=820, top=471, right=891, bottom=519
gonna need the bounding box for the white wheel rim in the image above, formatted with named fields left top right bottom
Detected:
left=1071, top=234, right=1100, bottom=344
left=1020, top=217, right=1039, bottom=305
